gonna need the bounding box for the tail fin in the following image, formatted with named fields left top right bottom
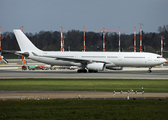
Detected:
left=13, top=29, right=41, bottom=52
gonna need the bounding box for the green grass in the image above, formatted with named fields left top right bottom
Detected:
left=0, top=79, right=168, bottom=92
left=0, top=79, right=168, bottom=119
left=0, top=99, right=168, bottom=120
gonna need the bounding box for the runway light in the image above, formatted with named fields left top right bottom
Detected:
left=48, top=94, right=50, bottom=100
left=127, top=90, right=129, bottom=100
left=26, top=94, right=29, bottom=100
left=78, top=95, right=81, bottom=99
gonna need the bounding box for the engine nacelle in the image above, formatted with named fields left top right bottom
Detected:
left=87, top=63, right=105, bottom=71
left=106, top=67, right=123, bottom=70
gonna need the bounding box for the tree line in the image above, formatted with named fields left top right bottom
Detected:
left=1, top=25, right=168, bottom=53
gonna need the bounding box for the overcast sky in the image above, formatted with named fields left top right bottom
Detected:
left=0, top=0, right=168, bottom=34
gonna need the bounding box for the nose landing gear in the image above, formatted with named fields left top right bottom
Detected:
left=147, top=67, right=152, bottom=73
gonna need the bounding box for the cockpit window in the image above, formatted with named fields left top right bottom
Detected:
left=157, top=56, right=162, bottom=58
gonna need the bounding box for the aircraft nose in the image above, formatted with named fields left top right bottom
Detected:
left=163, top=58, right=167, bottom=63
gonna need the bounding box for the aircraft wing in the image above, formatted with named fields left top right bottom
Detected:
left=39, top=55, right=112, bottom=64
left=3, top=50, right=29, bottom=57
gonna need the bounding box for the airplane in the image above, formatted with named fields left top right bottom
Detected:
left=13, top=29, right=166, bottom=73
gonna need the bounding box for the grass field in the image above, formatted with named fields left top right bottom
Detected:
left=0, top=79, right=168, bottom=92
left=0, top=99, right=168, bottom=120
left=1, top=79, right=168, bottom=119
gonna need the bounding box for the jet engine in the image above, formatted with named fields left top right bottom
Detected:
left=87, top=62, right=105, bottom=71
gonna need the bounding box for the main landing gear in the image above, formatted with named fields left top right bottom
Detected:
left=147, top=67, right=152, bottom=73
left=77, top=69, right=87, bottom=73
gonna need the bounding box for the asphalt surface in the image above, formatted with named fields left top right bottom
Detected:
left=0, top=67, right=168, bottom=79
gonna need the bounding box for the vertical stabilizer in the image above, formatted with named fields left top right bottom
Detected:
left=13, top=29, right=41, bottom=52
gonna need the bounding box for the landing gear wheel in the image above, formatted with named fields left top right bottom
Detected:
left=88, top=70, right=93, bottom=73
left=77, top=69, right=87, bottom=73
left=77, top=69, right=82, bottom=73
left=83, top=69, right=87, bottom=73
left=147, top=67, right=152, bottom=73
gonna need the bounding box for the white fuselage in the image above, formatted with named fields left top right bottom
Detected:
left=27, top=51, right=166, bottom=68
